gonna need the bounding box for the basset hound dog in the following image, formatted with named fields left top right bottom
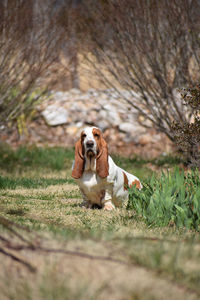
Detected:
left=72, top=126, right=142, bottom=210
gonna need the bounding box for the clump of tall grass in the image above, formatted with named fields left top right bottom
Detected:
left=127, top=168, right=200, bottom=230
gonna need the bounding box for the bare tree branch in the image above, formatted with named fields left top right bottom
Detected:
left=80, top=0, right=200, bottom=141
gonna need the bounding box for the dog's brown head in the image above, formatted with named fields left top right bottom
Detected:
left=72, top=127, right=109, bottom=179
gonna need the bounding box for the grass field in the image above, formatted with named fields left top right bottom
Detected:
left=0, top=146, right=200, bottom=300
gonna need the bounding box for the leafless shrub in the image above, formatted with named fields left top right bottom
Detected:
left=172, top=85, right=200, bottom=167
left=0, top=0, right=66, bottom=128
left=81, top=0, right=200, bottom=141
left=53, top=0, right=86, bottom=89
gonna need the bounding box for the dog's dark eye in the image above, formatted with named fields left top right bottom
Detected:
left=94, top=133, right=99, bottom=138
left=82, top=134, right=86, bottom=138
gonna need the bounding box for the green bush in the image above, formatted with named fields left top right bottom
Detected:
left=127, top=168, right=200, bottom=230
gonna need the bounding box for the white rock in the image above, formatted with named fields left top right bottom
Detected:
left=42, top=105, right=68, bottom=126
left=65, top=126, right=79, bottom=136
left=101, top=104, right=122, bottom=125
left=108, top=110, right=122, bottom=125
left=119, top=122, right=135, bottom=133
left=76, top=121, right=84, bottom=128
left=70, top=88, right=81, bottom=95
left=99, top=110, right=107, bottom=119
left=96, top=120, right=110, bottom=131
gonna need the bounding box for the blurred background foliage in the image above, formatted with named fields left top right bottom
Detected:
left=0, top=0, right=199, bottom=166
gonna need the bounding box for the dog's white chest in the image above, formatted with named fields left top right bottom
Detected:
left=78, top=171, right=106, bottom=205
left=81, top=171, right=101, bottom=190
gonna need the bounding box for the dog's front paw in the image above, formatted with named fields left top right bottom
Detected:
left=81, top=201, right=93, bottom=209
left=103, top=201, right=115, bottom=211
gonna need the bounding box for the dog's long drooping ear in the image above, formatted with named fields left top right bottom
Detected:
left=72, top=138, right=85, bottom=179
left=96, top=135, right=109, bottom=178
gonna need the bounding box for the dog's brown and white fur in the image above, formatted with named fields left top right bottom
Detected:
left=72, top=127, right=142, bottom=210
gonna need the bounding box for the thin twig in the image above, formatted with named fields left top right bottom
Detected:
left=0, top=247, right=36, bottom=273
left=37, top=246, right=129, bottom=266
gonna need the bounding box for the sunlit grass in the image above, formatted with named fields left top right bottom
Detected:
left=0, top=145, right=199, bottom=299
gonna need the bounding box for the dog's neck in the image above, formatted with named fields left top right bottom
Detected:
left=84, top=155, right=96, bottom=172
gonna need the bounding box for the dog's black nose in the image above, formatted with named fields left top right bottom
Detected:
left=86, top=140, right=94, bottom=148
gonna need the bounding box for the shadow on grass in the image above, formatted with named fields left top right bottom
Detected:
left=6, top=208, right=27, bottom=216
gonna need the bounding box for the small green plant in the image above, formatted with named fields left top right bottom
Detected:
left=127, top=168, right=200, bottom=230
